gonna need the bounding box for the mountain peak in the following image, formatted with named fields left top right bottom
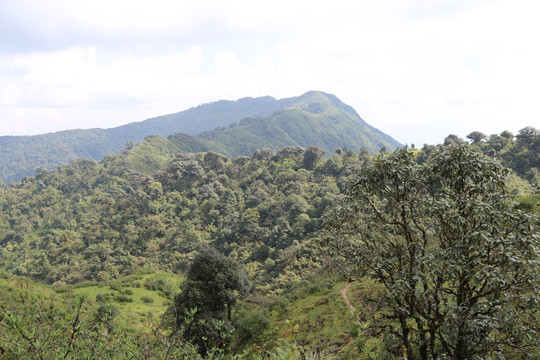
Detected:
left=0, top=92, right=401, bottom=183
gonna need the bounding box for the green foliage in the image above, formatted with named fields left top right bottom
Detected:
left=321, top=144, right=540, bottom=359
left=0, top=125, right=538, bottom=358
left=267, top=319, right=339, bottom=360
left=141, top=295, right=154, bottom=304
left=235, top=307, right=272, bottom=345
left=465, top=126, right=540, bottom=190
left=115, top=294, right=133, bottom=303
left=193, top=92, right=401, bottom=158
left=0, top=293, right=208, bottom=359
left=516, top=193, right=540, bottom=215
left=172, top=248, right=251, bottom=354
left=0, top=271, right=183, bottom=336
left=260, top=273, right=374, bottom=358
left=183, top=247, right=251, bottom=313
left=0, top=144, right=349, bottom=294
left=94, top=303, right=120, bottom=332
left=144, top=277, right=175, bottom=299
left=466, top=131, right=487, bottom=144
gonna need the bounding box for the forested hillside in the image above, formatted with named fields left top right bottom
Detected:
left=0, top=127, right=538, bottom=358
left=0, top=144, right=347, bottom=292
left=428, top=127, right=540, bottom=190
left=0, top=95, right=285, bottom=184
left=0, top=127, right=538, bottom=291
left=0, top=91, right=400, bottom=184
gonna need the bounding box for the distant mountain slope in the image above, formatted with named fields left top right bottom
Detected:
left=0, top=91, right=401, bottom=184
left=0, top=129, right=116, bottom=184
left=166, top=91, right=401, bottom=157
left=0, top=97, right=288, bottom=184
left=108, top=95, right=296, bottom=140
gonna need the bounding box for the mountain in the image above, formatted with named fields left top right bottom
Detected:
left=0, top=91, right=401, bottom=184
left=0, top=129, right=538, bottom=358
left=168, top=91, right=401, bottom=157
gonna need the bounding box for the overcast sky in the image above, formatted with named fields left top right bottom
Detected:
left=0, top=0, right=539, bottom=145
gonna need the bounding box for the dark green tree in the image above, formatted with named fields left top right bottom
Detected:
left=466, top=131, right=486, bottom=144
left=515, top=126, right=539, bottom=147
left=172, top=247, right=251, bottom=353
left=500, top=130, right=514, bottom=140
left=443, top=134, right=464, bottom=145
left=321, top=145, right=540, bottom=359
left=302, top=146, right=324, bottom=170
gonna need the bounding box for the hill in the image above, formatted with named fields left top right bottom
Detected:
left=0, top=130, right=538, bottom=358
left=0, top=91, right=401, bottom=183
left=170, top=91, right=401, bottom=157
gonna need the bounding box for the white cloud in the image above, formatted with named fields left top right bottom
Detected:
left=0, top=0, right=539, bottom=145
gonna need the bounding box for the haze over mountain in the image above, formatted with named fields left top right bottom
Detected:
left=0, top=91, right=401, bottom=184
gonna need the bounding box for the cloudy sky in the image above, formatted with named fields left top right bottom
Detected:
left=0, top=0, right=539, bottom=145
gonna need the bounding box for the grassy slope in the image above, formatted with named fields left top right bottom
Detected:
left=0, top=270, right=183, bottom=333
left=249, top=273, right=384, bottom=359
left=199, top=95, right=400, bottom=156
left=122, top=135, right=185, bottom=174
left=1, top=267, right=386, bottom=358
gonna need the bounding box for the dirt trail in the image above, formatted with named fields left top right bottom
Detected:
left=325, top=280, right=357, bottom=355
left=341, top=281, right=356, bottom=315
left=341, top=279, right=363, bottom=321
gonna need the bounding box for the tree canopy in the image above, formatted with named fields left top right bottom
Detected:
left=172, top=247, right=251, bottom=353
left=321, top=144, right=540, bottom=359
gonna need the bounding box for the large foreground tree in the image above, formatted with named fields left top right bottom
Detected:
left=171, top=247, right=251, bottom=354
left=321, top=144, right=539, bottom=359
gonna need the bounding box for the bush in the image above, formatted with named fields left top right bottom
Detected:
left=269, top=296, right=289, bottom=314
left=115, top=294, right=133, bottom=303
left=109, top=283, right=123, bottom=292
left=144, top=278, right=175, bottom=298
left=0, top=269, right=10, bottom=279
left=0, top=297, right=205, bottom=358
left=141, top=296, right=154, bottom=304
left=94, top=304, right=120, bottom=332
left=516, top=194, right=540, bottom=214
left=144, top=279, right=158, bottom=291
left=96, top=293, right=113, bottom=303
left=236, top=309, right=271, bottom=344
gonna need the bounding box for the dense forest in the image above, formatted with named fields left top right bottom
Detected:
left=0, top=145, right=341, bottom=291
left=0, top=127, right=538, bottom=359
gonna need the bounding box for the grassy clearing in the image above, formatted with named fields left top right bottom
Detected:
left=70, top=270, right=183, bottom=330
left=0, top=276, right=58, bottom=306
left=0, top=269, right=184, bottom=333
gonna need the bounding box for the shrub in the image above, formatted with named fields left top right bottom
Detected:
left=115, top=294, right=133, bottom=303
left=236, top=309, right=271, bottom=344
left=141, top=296, right=154, bottom=304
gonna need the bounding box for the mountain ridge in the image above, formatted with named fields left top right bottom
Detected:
left=0, top=91, right=401, bottom=184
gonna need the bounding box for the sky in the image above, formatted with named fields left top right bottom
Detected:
left=0, top=0, right=539, bottom=146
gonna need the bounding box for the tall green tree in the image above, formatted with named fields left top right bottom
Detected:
left=466, top=131, right=486, bottom=144
left=172, top=247, right=251, bottom=353
left=321, top=145, right=540, bottom=359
